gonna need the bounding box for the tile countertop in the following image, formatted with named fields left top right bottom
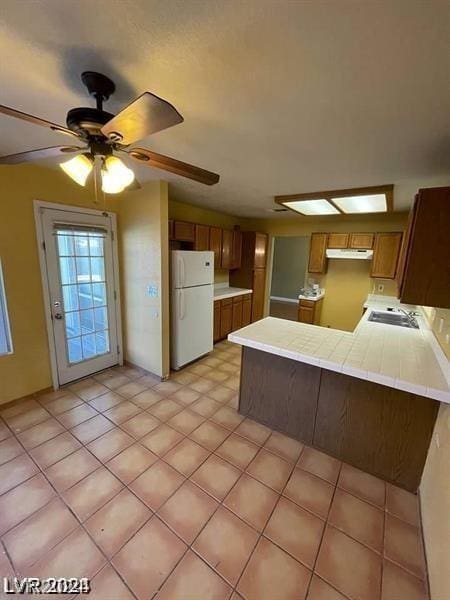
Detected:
left=229, top=296, right=450, bottom=404
left=214, top=285, right=253, bottom=301
left=298, top=292, right=325, bottom=302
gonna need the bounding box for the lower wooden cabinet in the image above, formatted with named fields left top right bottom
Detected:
left=298, top=298, right=323, bottom=325
left=219, top=298, right=233, bottom=339
left=214, top=293, right=253, bottom=342
left=213, top=301, right=221, bottom=342
left=251, top=269, right=266, bottom=322
left=242, top=294, right=252, bottom=326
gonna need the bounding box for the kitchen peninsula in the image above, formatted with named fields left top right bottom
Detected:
left=229, top=300, right=449, bottom=492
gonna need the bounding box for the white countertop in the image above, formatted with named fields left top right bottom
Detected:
left=298, top=293, right=325, bottom=302
left=229, top=296, right=450, bottom=404
left=214, top=285, right=253, bottom=301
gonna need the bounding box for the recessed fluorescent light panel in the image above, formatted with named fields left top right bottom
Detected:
left=283, top=199, right=340, bottom=215
left=332, top=194, right=387, bottom=214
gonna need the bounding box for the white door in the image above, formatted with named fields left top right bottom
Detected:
left=172, top=251, right=214, bottom=288
left=39, top=206, right=121, bottom=385
left=171, top=284, right=213, bottom=369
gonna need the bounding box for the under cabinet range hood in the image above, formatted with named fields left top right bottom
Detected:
left=326, top=249, right=373, bottom=260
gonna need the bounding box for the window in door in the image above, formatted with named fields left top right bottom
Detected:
left=56, top=227, right=110, bottom=364
left=0, top=259, right=13, bottom=356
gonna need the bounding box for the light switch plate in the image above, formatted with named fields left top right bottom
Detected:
left=146, top=285, right=158, bottom=298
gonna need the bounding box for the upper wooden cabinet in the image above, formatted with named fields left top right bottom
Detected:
left=194, top=224, right=209, bottom=251
left=327, top=233, right=349, bottom=249
left=221, top=229, right=233, bottom=269
left=398, top=186, right=450, bottom=308
left=349, top=233, right=374, bottom=249
left=370, top=232, right=403, bottom=279
left=254, top=233, right=268, bottom=268
left=174, top=221, right=195, bottom=242
left=308, top=233, right=328, bottom=273
left=209, top=227, right=222, bottom=269
left=230, top=229, right=242, bottom=270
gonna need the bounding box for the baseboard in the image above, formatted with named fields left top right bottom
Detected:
left=270, top=296, right=298, bottom=304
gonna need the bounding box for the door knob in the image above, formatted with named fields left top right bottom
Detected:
left=54, top=313, right=63, bottom=320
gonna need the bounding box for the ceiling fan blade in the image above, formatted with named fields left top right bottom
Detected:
left=101, top=92, right=184, bottom=145
left=124, top=147, right=220, bottom=186
left=0, top=105, right=80, bottom=138
left=0, top=145, right=85, bottom=165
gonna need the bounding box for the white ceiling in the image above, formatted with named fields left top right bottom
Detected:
left=1, top=0, right=449, bottom=217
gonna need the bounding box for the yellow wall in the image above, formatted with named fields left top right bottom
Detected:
left=169, top=198, right=246, bottom=229
left=0, top=165, right=120, bottom=404
left=420, top=404, right=450, bottom=600
left=249, top=213, right=408, bottom=331
left=116, top=181, right=169, bottom=378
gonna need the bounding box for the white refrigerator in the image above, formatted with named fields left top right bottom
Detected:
left=171, top=250, right=214, bottom=370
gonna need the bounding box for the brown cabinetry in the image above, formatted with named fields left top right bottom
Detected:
left=174, top=221, right=195, bottom=242
left=209, top=227, right=222, bottom=269
left=242, top=294, right=252, bottom=327
left=230, top=229, right=242, bottom=270
left=371, top=232, right=402, bottom=279
left=308, top=233, right=328, bottom=273
left=230, top=232, right=268, bottom=323
left=298, top=298, right=323, bottom=325
left=221, top=229, right=233, bottom=269
left=349, top=233, right=374, bottom=249
left=213, top=301, right=221, bottom=342
left=194, top=224, right=209, bottom=251
left=398, top=186, right=450, bottom=308
left=232, top=296, right=243, bottom=330
left=219, top=298, right=233, bottom=339
left=327, top=233, right=349, bottom=249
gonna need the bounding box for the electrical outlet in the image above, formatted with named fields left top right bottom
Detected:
left=377, top=284, right=384, bottom=293
left=438, top=318, right=444, bottom=333
left=435, top=433, right=440, bottom=448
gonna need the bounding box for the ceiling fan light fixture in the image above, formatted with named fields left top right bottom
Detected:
left=59, top=154, right=93, bottom=186
left=101, top=156, right=135, bottom=194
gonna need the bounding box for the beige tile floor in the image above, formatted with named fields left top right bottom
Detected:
left=0, top=341, right=429, bottom=600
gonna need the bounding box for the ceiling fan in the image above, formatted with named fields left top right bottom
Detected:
left=0, top=71, right=220, bottom=193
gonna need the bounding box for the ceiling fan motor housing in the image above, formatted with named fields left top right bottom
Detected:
left=66, top=107, right=115, bottom=138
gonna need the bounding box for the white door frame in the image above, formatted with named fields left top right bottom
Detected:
left=34, top=199, right=123, bottom=390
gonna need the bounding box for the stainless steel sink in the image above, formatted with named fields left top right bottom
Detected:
left=368, top=311, right=419, bottom=329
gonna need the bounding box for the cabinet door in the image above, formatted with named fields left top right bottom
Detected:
left=371, top=232, right=402, bottom=279
left=194, top=224, right=210, bottom=251
left=397, top=198, right=417, bottom=297
left=232, top=297, right=243, bottom=331
left=251, top=269, right=266, bottom=322
left=242, top=295, right=252, bottom=326
left=298, top=306, right=314, bottom=324
left=221, top=229, right=233, bottom=269
left=308, top=233, right=328, bottom=273
left=209, top=227, right=223, bottom=269
left=327, top=233, right=349, bottom=249
left=398, top=187, right=450, bottom=308
left=254, top=233, right=268, bottom=268
left=174, top=221, right=195, bottom=242
left=168, top=219, right=175, bottom=241
left=213, top=301, right=221, bottom=342
left=220, top=299, right=233, bottom=338
left=350, top=233, right=374, bottom=249
left=230, top=229, right=242, bottom=269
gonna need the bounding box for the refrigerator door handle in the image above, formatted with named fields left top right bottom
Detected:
left=179, top=289, right=186, bottom=320
left=178, top=255, right=186, bottom=288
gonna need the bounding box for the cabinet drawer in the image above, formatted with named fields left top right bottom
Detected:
left=300, top=299, right=315, bottom=308
left=243, top=294, right=252, bottom=302
left=221, top=298, right=233, bottom=307
left=232, top=295, right=243, bottom=304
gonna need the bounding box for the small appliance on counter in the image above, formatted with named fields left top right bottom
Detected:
left=171, top=250, right=214, bottom=370
left=299, top=283, right=324, bottom=299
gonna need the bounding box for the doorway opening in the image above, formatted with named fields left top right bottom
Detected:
left=269, top=236, right=310, bottom=321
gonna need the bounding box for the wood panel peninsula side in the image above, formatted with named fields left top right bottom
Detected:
left=229, top=313, right=448, bottom=492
